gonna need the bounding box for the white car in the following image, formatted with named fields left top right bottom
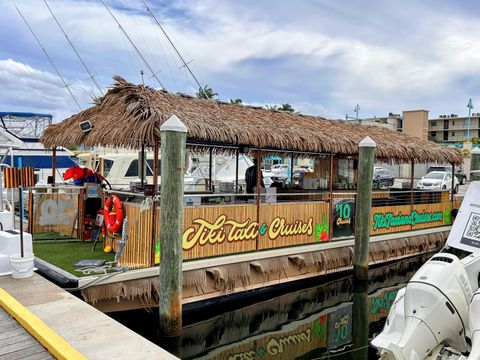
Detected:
left=417, top=171, right=459, bottom=193
left=271, top=164, right=289, bottom=182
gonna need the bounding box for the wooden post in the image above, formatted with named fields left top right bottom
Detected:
left=410, top=160, right=415, bottom=209
left=140, top=144, right=145, bottom=188
left=51, top=147, right=56, bottom=186
left=235, top=148, right=239, bottom=193
left=159, top=115, right=187, bottom=337
left=255, top=146, right=262, bottom=251
left=329, top=153, right=334, bottom=240
left=352, top=280, right=369, bottom=360
left=290, top=153, right=294, bottom=185
left=208, top=147, right=213, bottom=191
left=151, top=140, right=159, bottom=266
left=451, top=163, right=455, bottom=204
left=353, top=137, right=376, bottom=280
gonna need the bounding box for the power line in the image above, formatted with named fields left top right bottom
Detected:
left=43, top=0, right=103, bottom=94
left=100, top=0, right=165, bottom=90
left=140, top=0, right=203, bottom=91
left=15, top=5, right=82, bottom=110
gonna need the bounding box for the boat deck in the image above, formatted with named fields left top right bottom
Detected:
left=0, top=307, right=53, bottom=360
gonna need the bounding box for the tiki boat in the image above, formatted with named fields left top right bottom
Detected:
left=32, top=77, right=463, bottom=313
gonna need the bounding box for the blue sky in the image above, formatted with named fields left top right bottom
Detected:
left=1, top=0, right=480, bottom=122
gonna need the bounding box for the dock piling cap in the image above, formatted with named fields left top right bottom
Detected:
left=161, top=115, right=187, bottom=133
left=359, top=136, right=376, bottom=148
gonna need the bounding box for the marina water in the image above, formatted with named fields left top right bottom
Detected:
left=109, top=255, right=429, bottom=359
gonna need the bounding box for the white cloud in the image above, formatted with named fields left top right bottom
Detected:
left=2, top=0, right=480, bottom=121
left=0, top=58, right=93, bottom=121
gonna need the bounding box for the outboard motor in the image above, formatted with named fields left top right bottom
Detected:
left=373, top=253, right=471, bottom=360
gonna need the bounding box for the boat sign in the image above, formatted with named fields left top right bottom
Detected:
left=447, top=181, right=480, bottom=253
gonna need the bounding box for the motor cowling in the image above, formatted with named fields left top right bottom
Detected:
left=373, top=253, right=471, bottom=360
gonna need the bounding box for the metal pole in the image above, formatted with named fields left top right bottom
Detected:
left=467, top=98, right=473, bottom=141
left=353, top=137, right=376, bottom=280
left=18, top=187, right=24, bottom=258
left=159, top=115, right=187, bottom=337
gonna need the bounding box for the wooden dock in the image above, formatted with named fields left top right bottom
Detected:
left=0, top=307, right=53, bottom=360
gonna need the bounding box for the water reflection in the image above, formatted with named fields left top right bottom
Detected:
left=110, top=255, right=429, bottom=359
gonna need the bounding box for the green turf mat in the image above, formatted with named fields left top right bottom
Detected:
left=33, top=241, right=115, bottom=277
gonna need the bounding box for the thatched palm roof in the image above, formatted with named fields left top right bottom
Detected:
left=41, top=76, right=462, bottom=164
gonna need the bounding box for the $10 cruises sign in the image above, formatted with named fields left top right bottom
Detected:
left=182, top=214, right=314, bottom=251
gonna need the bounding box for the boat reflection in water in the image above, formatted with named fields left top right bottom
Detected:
left=110, top=255, right=429, bottom=359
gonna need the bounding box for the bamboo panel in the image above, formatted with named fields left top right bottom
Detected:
left=259, top=202, right=329, bottom=250
left=119, top=203, right=258, bottom=266
left=118, top=204, right=160, bottom=269
left=183, top=204, right=257, bottom=260
left=32, top=193, right=79, bottom=237
left=4, top=167, right=34, bottom=188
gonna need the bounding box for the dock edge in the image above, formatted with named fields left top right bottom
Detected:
left=0, top=287, right=87, bottom=360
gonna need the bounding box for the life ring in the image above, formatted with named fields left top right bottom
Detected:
left=104, top=194, right=124, bottom=234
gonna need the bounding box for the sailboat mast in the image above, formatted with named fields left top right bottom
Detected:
left=140, top=0, right=203, bottom=91
left=15, top=6, right=82, bottom=110
left=43, top=0, right=103, bottom=94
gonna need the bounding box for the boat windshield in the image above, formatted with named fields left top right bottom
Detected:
left=103, top=159, right=113, bottom=177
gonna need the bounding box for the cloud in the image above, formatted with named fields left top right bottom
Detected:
left=1, top=0, right=480, bottom=122
left=0, top=58, right=93, bottom=121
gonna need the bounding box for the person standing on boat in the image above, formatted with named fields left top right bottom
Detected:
left=245, top=158, right=264, bottom=195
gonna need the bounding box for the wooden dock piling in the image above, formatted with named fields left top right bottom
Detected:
left=353, top=136, right=376, bottom=280
left=159, top=115, right=187, bottom=337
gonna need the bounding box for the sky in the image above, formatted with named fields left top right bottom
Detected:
left=1, top=0, right=480, bottom=122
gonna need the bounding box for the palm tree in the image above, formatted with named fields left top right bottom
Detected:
left=196, top=85, right=218, bottom=99
left=265, top=104, right=279, bottom=111
left=230, top=98, right=242, bottom=104
left=278, top=103, right=295, bottom=113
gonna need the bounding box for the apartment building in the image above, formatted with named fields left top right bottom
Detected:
left=428, top=113, right=480, bottom=143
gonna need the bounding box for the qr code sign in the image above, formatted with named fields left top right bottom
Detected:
left=465, top=214, right=480, bottom=240
left=461, top=213, right=480, bottom=248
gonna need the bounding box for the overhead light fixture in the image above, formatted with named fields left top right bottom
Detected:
left=79, top=120, right=93, bottom=133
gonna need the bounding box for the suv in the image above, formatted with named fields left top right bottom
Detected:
left=427, top=166, right=466, bottom=185
left=373, top=167, right=394, bottom=189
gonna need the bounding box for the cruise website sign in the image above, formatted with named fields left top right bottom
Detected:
left=447, top=181, right=480, bottom=253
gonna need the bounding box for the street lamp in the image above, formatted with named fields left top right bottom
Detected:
left=467, top=98, right=474, bottom=142
left=354, top=104, right=360, bottom=120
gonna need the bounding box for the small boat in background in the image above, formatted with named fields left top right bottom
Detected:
left=0, top=112, right=76, bottom=184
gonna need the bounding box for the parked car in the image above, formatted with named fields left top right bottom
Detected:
left=417, top=171, right=459, bottom=193
left=271, top=164, right=289, bottom=182
left=427, top=165, right=467, bottom=185
left=373, top=167, right=394, bottom=189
